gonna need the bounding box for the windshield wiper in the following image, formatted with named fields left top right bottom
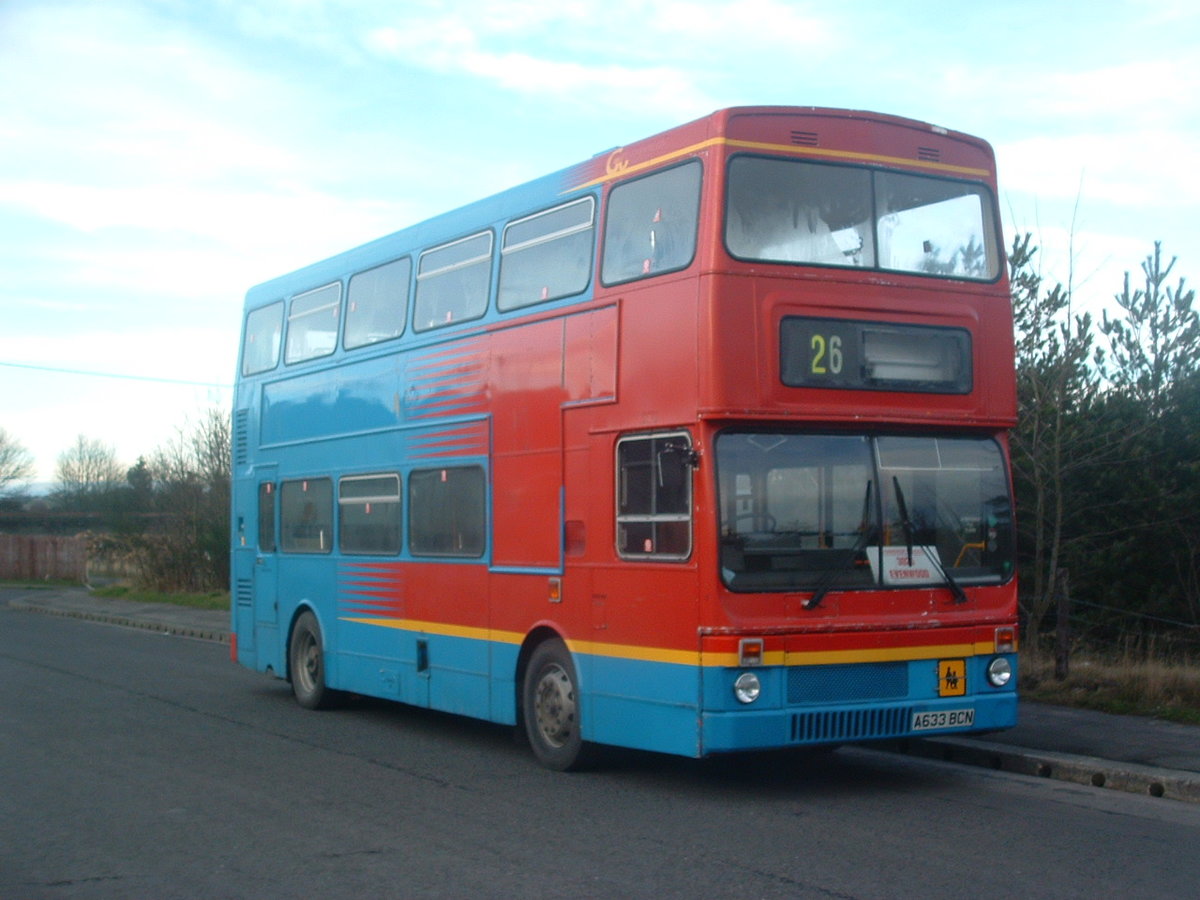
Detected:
left=891, top=477, right=968, bottom=605
left=805, top=482, right=873, bottom=610
left=892, top=476, right=914, bottom=566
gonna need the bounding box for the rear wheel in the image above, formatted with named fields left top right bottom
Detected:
left=522, top=639, right=592, bottom=771
left=289, top=611, right=339, bottom=710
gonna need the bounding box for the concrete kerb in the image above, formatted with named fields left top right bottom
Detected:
left=885, top=735, right=1200, bottom=804
left=9, top=595, right=230, bottom=644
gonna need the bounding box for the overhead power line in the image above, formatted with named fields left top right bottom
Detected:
left=0, top=360, right=230, bottom=389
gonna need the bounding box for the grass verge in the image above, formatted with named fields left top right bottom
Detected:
left=91, top=583, right=230, bottom=611
left=1021, top=649, right=1200, bottom=725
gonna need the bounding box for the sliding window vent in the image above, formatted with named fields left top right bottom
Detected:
left=790, top=130, right=820, bottom=147
left=917, top=146, right=941, bottom=163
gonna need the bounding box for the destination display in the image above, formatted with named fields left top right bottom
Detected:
left=780, top=316, right=972, bottom=393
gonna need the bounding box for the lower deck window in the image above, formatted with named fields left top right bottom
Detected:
left=280, top=478, right=333, bottom=553
left=339, top=474, right=401, bottom=555
left=616, top=432, right=693, bottom=559
left=409, top=466, right=486, bottom=557
left=258, top=482, right=276, bottom=552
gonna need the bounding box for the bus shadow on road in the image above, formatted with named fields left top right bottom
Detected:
left=254, top=683, right=957, bottom=798
left=594, top=743, right=953, bottom=798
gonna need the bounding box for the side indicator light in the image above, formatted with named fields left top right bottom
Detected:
left=738, top=638, right=764, bottom=666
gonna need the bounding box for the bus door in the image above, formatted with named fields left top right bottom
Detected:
left=232, top=469, right=274, bottom=666
left=232, top=504, right=258, bottom=665
left=250, top=470, right=280, bottom=666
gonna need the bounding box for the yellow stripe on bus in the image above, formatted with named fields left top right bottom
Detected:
left=570, top=136, right=991, bottom=192
left=342, top=617, right=999, bottom=668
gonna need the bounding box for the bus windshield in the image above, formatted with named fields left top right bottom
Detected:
left=717, top=432, right=1013, bottom=593
left=725, top=156, right=1000, bottom=280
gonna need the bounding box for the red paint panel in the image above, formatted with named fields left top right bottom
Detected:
left=490, top=319, right=565, bottom=568
left=563, top=306, right=618, bottom=403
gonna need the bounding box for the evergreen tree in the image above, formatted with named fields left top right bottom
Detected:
left=1008, top=234, right=1101, bottom=640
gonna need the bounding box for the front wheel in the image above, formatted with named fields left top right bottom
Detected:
left=522, top=639, right=593, bottom=771
left=289, top=611, right=340, bottom=710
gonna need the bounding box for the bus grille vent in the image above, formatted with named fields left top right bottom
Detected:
left=787, top=662, right=908, bottom=704
left=235, top=578, right=253, bottom=607
left=233, top=409, right=249, bottom=466
left=790, top=706, right=913, bottom=744
left=790, top=130, right=819, bottom=147
left=917, top=146, right=941, bottom=162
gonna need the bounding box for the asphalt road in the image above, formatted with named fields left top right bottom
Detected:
left=4, top=607, right=1200, bottom=899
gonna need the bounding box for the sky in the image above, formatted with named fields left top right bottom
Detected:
left=2, top=0, right=1198, bottom=486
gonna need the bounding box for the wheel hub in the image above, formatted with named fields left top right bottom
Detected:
left=534, top=664, right=576, bottom=748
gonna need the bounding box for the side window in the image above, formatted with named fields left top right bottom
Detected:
left=616, top=433, right=693, bottom=559
left=339, top=474, right=402, bottom=555
left=498, top=197, right=595, bottom=311
left=409, top=466, right=486, bottom=557
left=602, top=160, right=701, bottom=286
left=285, top=283, right=342, bottom=364
left=344, top=258, right=411, bottom=350
left=280, top=478, right=333, bottom=553
left=414, top=232, right=492, bottom=331
left=241, top=301, right=284, bottom=375
left=257, top=482, right=276, bottom=553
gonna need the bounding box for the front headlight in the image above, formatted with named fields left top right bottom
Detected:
left=987, top=656, right=1013, bottom=688
left=733, top=671, right=762, bottom=704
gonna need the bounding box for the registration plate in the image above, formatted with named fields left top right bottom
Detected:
left=911, top=708, right=975, bottom=732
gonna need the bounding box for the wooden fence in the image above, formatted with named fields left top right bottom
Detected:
left=0, top=534, right=87, bottom=582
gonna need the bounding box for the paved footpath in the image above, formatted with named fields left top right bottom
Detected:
left=5, top=585, right=1198, bottom=802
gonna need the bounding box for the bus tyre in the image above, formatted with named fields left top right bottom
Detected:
left=289, top=611, right=339, bottom=710
left=522, top=639, right=592, bottom=771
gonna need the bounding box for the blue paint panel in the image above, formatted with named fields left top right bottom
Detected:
left=699, top=654, right=1018, bottom=753
left=588, top=693, right=703, bottom=757
left=427, top=633, right=492, bottom=717
left=581, top=654, right=702, bottom=756
left=489, top=643, right=521, bottom=725
left=262, top=360, right=401, bottom=446
left=331, top=620, right=494, bottom=718
left=701, top=691, right=1019, bottom=754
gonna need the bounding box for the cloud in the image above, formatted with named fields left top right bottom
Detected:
left=997, top=130, right=1200, bottom=209
left=355, top=0, right=836, bottom=116
left=1021, top=59, right=1200, bottom=129
left=364, top=22, right=713, bottom=116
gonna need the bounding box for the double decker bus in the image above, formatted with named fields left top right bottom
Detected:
left=231, top=106, right=1018, bottom=770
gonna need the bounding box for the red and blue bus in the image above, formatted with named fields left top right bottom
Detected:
left=232, top=106, right=1018, bottom=770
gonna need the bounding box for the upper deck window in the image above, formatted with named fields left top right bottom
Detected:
left=602, top=161, right=701, bottom=286
left=499, top=197, right=595, bottom=311
left=414, top=232, right=493, bottom=332
left=241, top=301, right=283, bottom=375
left=344, top=257, right=411, bottom=350
left=285, top=283, right=342, bottom=364
left=725, top=157, right=1000, bottom=281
